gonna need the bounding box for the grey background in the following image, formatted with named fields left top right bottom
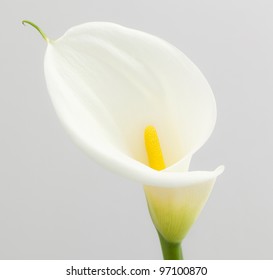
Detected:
left=0, top=0, right=272, bottom=259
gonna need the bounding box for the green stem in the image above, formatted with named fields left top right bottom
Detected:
left=22, top=20, right=49, bottom=42
left=158, top=231, right=183, bottom=260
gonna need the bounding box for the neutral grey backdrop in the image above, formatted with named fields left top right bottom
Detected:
left=1, top=0, right=272, bottom=259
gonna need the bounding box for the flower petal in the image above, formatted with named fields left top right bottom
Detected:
left=144, top=177, right=217, bottom=243
left=44, top=22, right=221, bottom=187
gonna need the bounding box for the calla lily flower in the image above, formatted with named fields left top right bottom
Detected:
left=24, top=21, right=224, bottom=259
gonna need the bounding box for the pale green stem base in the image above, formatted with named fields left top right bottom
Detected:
left=157, top=231, right=183, bottom=260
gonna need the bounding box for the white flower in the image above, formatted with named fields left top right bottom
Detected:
left=29, top=21, right=224, bottom=244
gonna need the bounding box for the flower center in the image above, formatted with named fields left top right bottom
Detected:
left=144, top=125, right=166, bottom=171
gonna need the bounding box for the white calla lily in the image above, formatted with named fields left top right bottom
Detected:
left=24, top=21, right=224, bottom=259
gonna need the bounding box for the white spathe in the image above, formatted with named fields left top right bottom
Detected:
left=44, top=22, right=224, bottom=243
